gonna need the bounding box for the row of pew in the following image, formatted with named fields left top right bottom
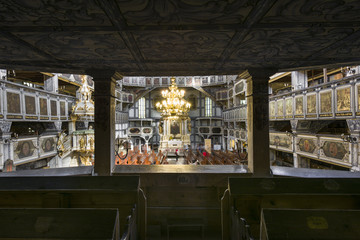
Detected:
left=116, top=147, right=248, bottom=165
left=184, top=149, right=248, bottom=165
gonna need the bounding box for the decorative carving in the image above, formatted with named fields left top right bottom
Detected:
left=0, top=121, right=12, bottom=133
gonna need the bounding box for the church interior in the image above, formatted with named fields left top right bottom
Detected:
left=1, top=1, right=360, bottom=239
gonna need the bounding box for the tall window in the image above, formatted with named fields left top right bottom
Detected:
left=205, top=97, right=212, bottom=117
left=139, top=97, right=146, bottom=118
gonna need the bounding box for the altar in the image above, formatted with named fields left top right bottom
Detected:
left=156, top=77, right=191, bottom=153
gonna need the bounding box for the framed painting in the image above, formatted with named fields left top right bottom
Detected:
left=50, top=100, right=57, bottom=116
left=25, top=95, right=36, bottom=115
left=336, top=87, right=351, bottom=112
left=40, top=98, right=47, bottom=115
left=320, top=91, right=332, bottom=113
left=269, top=101, right=275, bottom=117
left=277, top=99, right=284, bottom=117
left=295, top=96, right=304, bottom=115
left=285, top=97, right=293, bottom=116
left=306, top=94, right=317, bottom=115
left=60, top=101, right=66, bottom=116
left=7, top=92, right=20, bottom=114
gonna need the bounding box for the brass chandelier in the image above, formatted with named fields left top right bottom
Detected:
left=155, top=77, right=191, bottom=118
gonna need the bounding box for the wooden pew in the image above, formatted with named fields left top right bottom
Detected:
left=222, top=178, right=360, bottom=239
left=0, top=208, right=120, bottom=239
left=260, top=209, right=360, bottom=240
left=0, top=176, right=145, bottom=239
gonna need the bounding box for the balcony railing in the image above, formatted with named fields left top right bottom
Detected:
left=269, top=132, right=351, bottom=168
left=269, top=73, right=360, bottom=120
left=0, top=80, right=76, bottom=122
left=122, top=75, right=236, bottom=87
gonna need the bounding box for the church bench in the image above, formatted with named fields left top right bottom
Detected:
left=0, top=176, right=144, bottom=239
left=0, top=208, right=120, bottom=239
left=222, top=178, right=360, bottom=239
left=260, top=208, right=360, bottom=240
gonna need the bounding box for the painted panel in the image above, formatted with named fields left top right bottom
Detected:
left=60, top=101, right=66, bottom=116
left=50, top=100, right=57, bottom=116
left=269, top=101, right=275, bottom=118
left=143, top=127, right=152, bottom=134
left=186, top=77, right=192, bottom=85
left=277, top=99, right=284, bottom=117
left=40, top=98, right=47, bottom=115
left=296, top=135, right=318, bottom=157
left=320, top=138, right=349, bottom=163
left=269, top=133, right=292, bottom=151
left=13, top=138, right=38, bottom=163
left=25, top=95, right=36, bottom=115
left=320, top=90, right=332, bottom=113
left=39, top=136, right=57, bottom=157
left=7, top=92, right=20, bottom=114
left=306, top=94, right=317, bottom=115
left=129, top=128, right=140, bottom=134
left=235, top=81, right=245, bottom=94
left=295, top=96, right=303, bottom=115
left=336, top=87, right=351, bottom=112
left=171, top=120, right=180, bottom=135
left=285, top=98, right=293, bottom=116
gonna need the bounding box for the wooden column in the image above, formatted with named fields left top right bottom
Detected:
left=87, top=69, right=116, bottom=176
left=245, top=69, right=276, bottom=177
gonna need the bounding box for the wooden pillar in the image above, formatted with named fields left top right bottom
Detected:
left=87, top=69, right=116, bottom=176
left=245, top=69, right=276, bottom=177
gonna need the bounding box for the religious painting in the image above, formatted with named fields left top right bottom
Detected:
left=199, top=127, right=210, bottom=133
left=307, top=94, right=317, bottom=114
left=161, top=77, right=167, bottom=85
left=298, top=138, right=316, bottom=153
left=277, top=99, right=284, bottom=117
left=210, top=76, right=215, bottom=83
left=218, top=76, right=224, bottom=82
left=285, top=98, right=293, bottom=116
left=235, top=81, right=245, bottom=94
left=60, top=101, right=66, bottom=116
left=269, top=101, right=275, bottom=117
left=143, top=128, right=152, bottom=134
left=128, top=94, right=133, bottom=102
left=50, top=100, right=57, bottom=116
left=194, top=77, right=200, bottom=86
left=320, top=91, right=332, bottom=113
left=269, top=133, right=292, bottom=149
left=336, top=87, right=351, bottom=112
left=358, top=85, right=360, bottom=111
left=39, top=98, right=47, bottom=115
left=129, top=128, right=140, bottom=134
left=186, top=77, right=192, bottom=85
left=171, top=120, right=180, bottom=135
left=7, top=92, right=20, bottom=114
left=25, top=95, right=36, bottom=115
left=146, top=78, right=152, bottom=85
left=131, top=77, right=137, bottom=84
left=15, top=140, right=36, bottom=159
left=295, top=96, right=303, bottom=115
left=201, top=77, right=208, bottom=85
left=154, top=78, right=160, bottom=85
left=139, top=77, right=145, bottom=86
left=322, top=141, right=347, bottom=160
left=178, top=77, right=185, bottom=85
left=123, top=94, right=128, bottom=102
left=42, top=137, right=55, bottom=153
left=123, top=77, right=129, bottom=84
